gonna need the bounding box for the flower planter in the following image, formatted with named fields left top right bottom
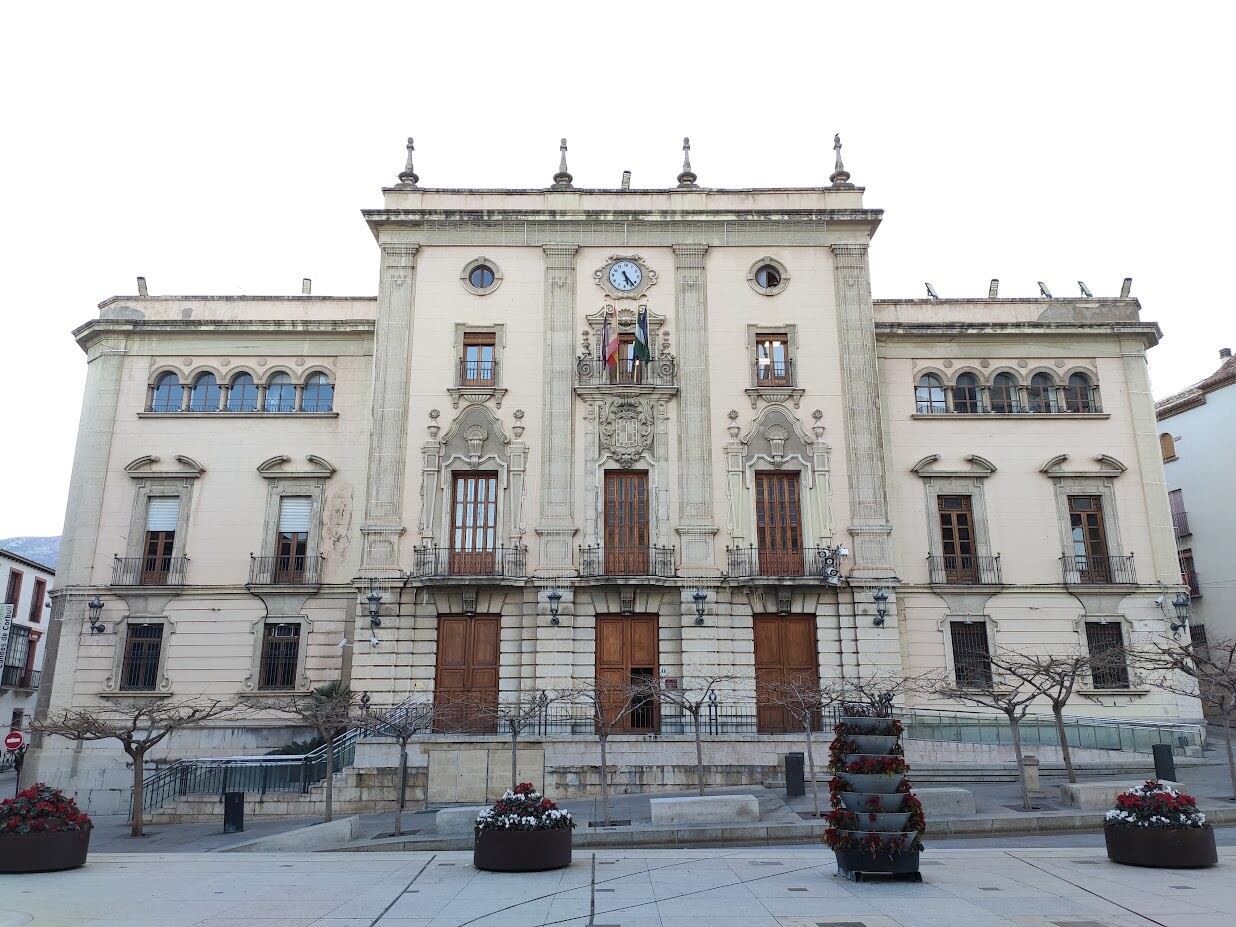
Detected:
left=1104, top=825, right=1217, bottom=869
left=839, top=717, right=898, bottom=733
left=839, top=791, right=906, bottom=813
left=0, top=827, right=91, bottom=873
left=834, top=846, right=921, bottom=881
left=473, top=826, right=572, bottom=872
left=837, top=812, right=911, bottom=832
left=840, top=772, right=905, bottom=793
left=847, top=735, right=899, bottom=755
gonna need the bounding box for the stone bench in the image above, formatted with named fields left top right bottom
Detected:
left=649, top=795, right=760, bottom=826
left=435, top=805, right=488, bottom=835
left=1059, top=780, right=1180, bottom=811
left=911, top=788, right=976, bottom=817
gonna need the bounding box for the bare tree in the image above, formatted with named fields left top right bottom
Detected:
left=245, top=680, right=355, bottom=822
left=924, top=650, right=1040, bottom=810
left=33, top=697, right=236, bottom=837
left=569, top=676, right=660, bottom=826
left=839, top=668, right=946, bottom=717
left=653, top=675, right=737, bottom=797
left=756, top=674, right=843, bottom=817
left=1134, top=632, right=1236, bottom=800
left=357, top=698, right=435, bottom=836
left=473, top=688, right=567, bottom=793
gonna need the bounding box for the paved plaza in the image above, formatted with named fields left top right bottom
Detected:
left=5, top=846, right=1234, bottom=927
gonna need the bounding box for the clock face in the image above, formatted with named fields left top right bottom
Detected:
left=608, top=260, right=642, bottom=292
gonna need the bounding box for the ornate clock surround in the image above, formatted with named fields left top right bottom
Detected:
left=594, top=253, right=658, bottom=300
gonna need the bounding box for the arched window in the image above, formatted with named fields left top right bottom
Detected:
left=226, top=373, right=258, bottom=412
left=302, top=373, right=334, bottom=413
left=990, top=372, right=1020, bottom=413
left=915, top=373, right=946, bottom=414
left=1027, top=373, right=1057, bottom=413
left=264, top=373, right=296, bottom=412
left=188, top=372, right=221, bottom=412
left=1160, top=432, right=1178, bottom=462
left=149, top=372, right=182, bottom=412
left=953, top=373, right=981, bottom=414
left=1063, top=372, right=1095, bottom=413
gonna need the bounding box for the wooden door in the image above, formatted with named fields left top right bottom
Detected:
left=604, top=471, right=649, bottom=575
left=595, top=616, right=659, bottom=732
left=1069, top=495, right=1109, bottom=581
left=434, top=616, right=500, bottom=732
left=937, top=495, right=976, bottom=582
left=755, top=472, right=802, bottom=575
left=450, top=472, right=498, bottom=575
left=754, top=615, right=819, bottom=733
left=142, top=531, right=175, bottom=585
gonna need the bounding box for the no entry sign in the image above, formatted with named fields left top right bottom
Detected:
left=4, top=730, right=24, bottom=751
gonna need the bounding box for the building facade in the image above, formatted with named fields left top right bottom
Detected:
left=32, top=147, right=1199, bottom=810
left=1157, top=348, right=1236, bottom=645
left=1, top=549, right=53, bottom=733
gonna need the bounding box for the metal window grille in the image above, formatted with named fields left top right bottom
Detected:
left=950, top=622, right=992, bottom=689
left=259, top=624, right=300, bottom=689
left=120, top=624, right=163, bottom=691
left=1086, top=622, right=1130, bottom=689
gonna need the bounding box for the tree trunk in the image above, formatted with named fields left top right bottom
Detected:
left=1223, top=709, right=1236, bottom=802
left=804, top=717, right=820, bottom=818
left=323, top=729, right=335, bottom=823
left=1052, top=703, right=1077, bottom=784
left=129, top=746, right=145, bottom=838
left=692, top=712, right=705, bottom=797
left=599, top=731, right=611, bottom=826
left=395, top=739, right=408, bottom=836
left=1008, top=713, right=1032, bottom=811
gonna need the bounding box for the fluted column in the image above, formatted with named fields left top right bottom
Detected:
left=535, top=243, right=579, bottom=573
left=360, top=242, right=419, bottom=576
left=672, top=243, right=718, bottom=572
left=830, top=242, right=894, bottom=577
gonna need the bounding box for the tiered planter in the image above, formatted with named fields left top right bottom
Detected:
left=826, top=714, right=924, bottom=883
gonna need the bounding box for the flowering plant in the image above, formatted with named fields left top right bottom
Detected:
left=833, top=719, right=904, bottom=737
left=824, top=827, right=921, bottom=856
left=828, top=738, right=903, bottom=770
left=1104, top=780, right=1208, bottom=829
left=837, top=755, right=907, bottom=775
left=475, top=782, right=575, bottom=833
left=0, top=783, right=92, bottom=834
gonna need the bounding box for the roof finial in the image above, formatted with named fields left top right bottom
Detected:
left=552, top=137, right=573, bottom=189
left=830, top=133, right=852, bottom=187
left=397, top=137, right=419, bottom=188
left=677, top=136, right=698, bottom=188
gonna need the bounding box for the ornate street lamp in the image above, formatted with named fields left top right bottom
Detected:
left=693, top=588, right=708, bottom=626
left=367, top=581, right=383, bottom=628
left=1170, top=591, right=1190, bottom=638
left=547, top=587, right=562, bottom=626
left=87, top=594, right=105, bottom=634
left=872, top=587, right=890, bottom=627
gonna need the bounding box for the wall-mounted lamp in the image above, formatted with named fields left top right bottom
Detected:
left=366, top=580, right=383, bottom=628
left=693, top=589, right=708, bottom=626
left=547, top=587, right=562, bottom=626
left=1170, top=591, right=1190, bottom=639
left=87, top=594, right=105, bottom=634
left=872, top=587, right=890, bottom=627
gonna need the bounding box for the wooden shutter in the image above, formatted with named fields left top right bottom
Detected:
left=755, top=472, right=802, bottom=575
left=1068, top=495, right=1109, bottom=580
left=278, top=497, right=313, bottom=532
left=604, top=471, right=649, bottom=574
left=937, top=495, right=976, bottom=582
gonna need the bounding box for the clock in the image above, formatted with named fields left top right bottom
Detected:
left=608, top=260, right=642, bottom=292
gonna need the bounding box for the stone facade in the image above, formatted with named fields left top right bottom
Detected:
left=29, top=160, right=1200, bottom=811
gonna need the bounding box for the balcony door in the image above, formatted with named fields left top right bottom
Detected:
left=937, top=495, right=976, bottom=583
left=142, top=497, right=180, bottom=585
left=434, top=616, right=499, bottom=733
left=275, top=496, right=311, bottom=583
left=596, top=616, right=658, bottom=732
left=604, top=470, right=649, bottom=575
left=1069, top=495, right=1110, bottom=581
left=754, top=615, right=819, bottom=733
left=450, top=472, right=497, bottom=575
left=755, top=471, right=802, bottom=576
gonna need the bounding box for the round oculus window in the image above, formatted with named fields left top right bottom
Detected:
left=754, top=264, right=781, bottom=290
left=469, top=265, right=496, bottom=290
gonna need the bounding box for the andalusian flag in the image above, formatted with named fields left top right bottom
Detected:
left=604, top=305, right=621, bottom=370
left=633, top=305, right=652, bottom=363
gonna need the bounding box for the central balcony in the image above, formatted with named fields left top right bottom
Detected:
left=249, top=554, right=324, bottom=586
left=726, top=546, right=840, bottom=581
left=575, top=354, right=677, bottom=391
left=111, top=555, right=188, bottom=587
left=927, top=554, right=1002, bottom=585
left=579, top=545, right=677, bottom=579
left=412, top=545, right=527, bottom=580
left=1060, top=554, right=1137, bottom=585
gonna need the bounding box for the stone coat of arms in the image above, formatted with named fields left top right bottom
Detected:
left=600, top=398, right=653, bottom=466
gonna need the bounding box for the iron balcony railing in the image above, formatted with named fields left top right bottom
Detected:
left=249, top=554, right=324, bottom=585
left=927, top=554, right=1002, bottom=585
left=0, top=666, right=39, bottom=689
left=1172, top=511, right=1191, bottom=537
left=1183, top=569, right=1201, bottom=597
left=111, top=555, right=188, bottom=586
left=752, top=358, right=796, bottom=388
left=916, top=392, right=1104, bottom=416
left=1060, top=553, right=1137, bottom=585
left=457, top=357, right=498, bottom=387
left=411, top=545, right=527, bottom=579
left=575, top=352, right=676, bottom=388
left=579, top=545, right=676, bottom=578
left=726, top=546, right=840, bottom=580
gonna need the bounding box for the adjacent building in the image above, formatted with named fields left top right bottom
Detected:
left=1156, top=348, right=1236, bottom=645
left=31, top=142, right=1199, bottom=810
left=1, top=549, right=53, bottom=731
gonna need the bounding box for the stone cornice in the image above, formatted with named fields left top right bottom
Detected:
left=875, top=321, right=1161, bottom=346
left=73, top=318, right=375, bottom=351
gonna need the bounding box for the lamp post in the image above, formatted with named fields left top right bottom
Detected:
left=547, top=587, right=562, bottom=626
left=1170, top=591, right=1190, bottom=638
left=87, top=594, right=105, bottom=634
left=872, top=587, right=890, bottom=627
left=693, top=589, right=708, bottom=626
left=366, top=581, right=383, bottom=628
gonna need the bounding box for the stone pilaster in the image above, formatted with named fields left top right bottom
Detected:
left=830, top=243, right=894, bottom=577
left=672, top=243, right=719, bottom=572
left=360, top=242, right=419, bottom=576
left=535, top=243, right=579, bottom=573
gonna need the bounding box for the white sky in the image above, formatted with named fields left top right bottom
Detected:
left=2, top=1, right=1233, bottom=538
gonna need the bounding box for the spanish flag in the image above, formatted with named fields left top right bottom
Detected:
left=604, top=305, right=621, bottom=370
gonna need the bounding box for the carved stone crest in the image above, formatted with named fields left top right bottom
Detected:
left=600, top=398, right=654, bottom=466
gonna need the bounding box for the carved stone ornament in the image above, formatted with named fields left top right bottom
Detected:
left=464, top=423, right=488, bottom=465
left=600, top=397, right=654, bottom=466
left=766, top=424, right=789, bottom=464
left=594, top=254, right=658, bottom=301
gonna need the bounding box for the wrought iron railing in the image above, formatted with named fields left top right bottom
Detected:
left=726, top=546, right=840, bottom=580
left=916, top=394, right=1104, bottom=415
left=579, top=545, right=676, bottom=578
left=411, top=545, right=527, bottom=579
left=1172, top=511, right=1191, bottom=537
left=927, top=554, right=1002, bottom=585
left=457, top=357, right=498, bottom=387
left=249, top=554, right=324, bottom=585
left=752, top=358, right=796, bottom=388
left=1183, top=569, right=1201, bottom=597
left=111, top=555, right=188, bottom=586
left=575, top=353, right=676, bottom=388
left=0, top=666, right=39, bottom=689
left=1060, top=554, right=1137, bottom=585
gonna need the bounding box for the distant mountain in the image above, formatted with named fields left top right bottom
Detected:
left=0, top=536, right=60, bottom=570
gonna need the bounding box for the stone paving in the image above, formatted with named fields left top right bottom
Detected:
left=5, top=846, right=1234, bottom=927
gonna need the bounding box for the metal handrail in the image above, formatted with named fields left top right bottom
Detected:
left=579, top=545, right=676, bottom=578
left=111, top=555, right=188, bottom=586
left=1060, top=553, right=1137, bottom=585
left=411, top=545, right=527, bottom=579
left=927, top=554, right=1002, bottom=585
left=726, top=546, right=840, bottom=580
left=249, top=554, right=325, bottom=585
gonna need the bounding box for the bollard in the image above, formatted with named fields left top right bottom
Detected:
left=1022, top=755, right=1042, bottom=797
left=223, top=791, right=245, bottom=834
left=785, top=752, right=805, bottom=798
left=1152, top=743, right=1177, bottom=782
